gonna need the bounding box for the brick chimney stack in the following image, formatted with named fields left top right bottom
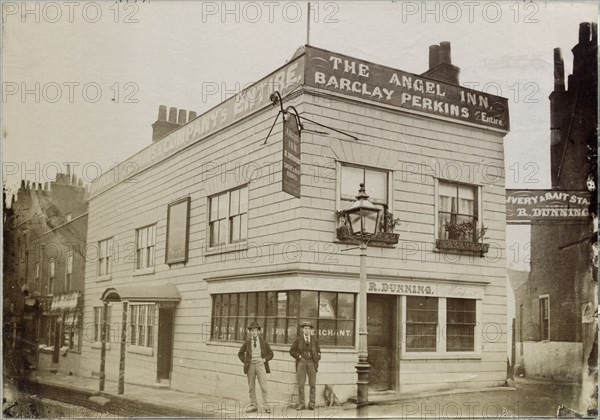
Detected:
left=549, top=22, right=597, bottom=190
left=152, top=105, right=198, bottom=143
left=421, top=41, right=460, bottom=85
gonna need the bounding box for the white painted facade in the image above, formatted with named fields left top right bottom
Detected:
left=80, top=47, right=509, bottom=403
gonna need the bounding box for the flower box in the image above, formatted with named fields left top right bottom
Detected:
left=435, top=239, right=490, bottom=256
left=336, top=227, right=399, bottom=246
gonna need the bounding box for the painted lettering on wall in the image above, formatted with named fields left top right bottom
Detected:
left=305, top=46, right=509, bottom=131
left=506, top=190, right=591, bottom=223
left=91, top=57, right=305, bottom=197
left=368, top=281, right=435, bottom=295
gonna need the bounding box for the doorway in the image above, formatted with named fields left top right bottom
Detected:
left=157, top=307, right=174, bottom=381
left=367, top=295, right=396, bottom=391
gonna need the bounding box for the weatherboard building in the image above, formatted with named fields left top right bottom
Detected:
left=80, top=43, right=510, bottom=402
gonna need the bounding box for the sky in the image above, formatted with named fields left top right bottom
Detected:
left=3, top=1, right=598, bottom=270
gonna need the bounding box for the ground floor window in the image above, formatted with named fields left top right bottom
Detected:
left=40, top=315, right=57, bottom=347
left=446, top=298, right=476, bottom=351
left=539, top=295, right=549, bottom=341
left=129, top=303, right=155, bottom=347
left=62, top=313, right=82, bottom=350
left=211, top=291, right=356, bottom=347
left=406, top=297, right=438, bottom=352
left=405, top=296, right=478, bottom=353
left=93, top=306, right=111, bottom=343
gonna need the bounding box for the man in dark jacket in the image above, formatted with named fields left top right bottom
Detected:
left=289, top=321, right=321, bottom=410
left=238, top=322, right=274, bottom=413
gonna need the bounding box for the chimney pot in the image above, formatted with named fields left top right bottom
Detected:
left=168, top=107, right=177, bottom=123
left=429, top=45, right=441, bottom=69
left=189, top=111, right=197, bottom=121
left=178, top=109, right=187, bottom=125
left=553, top=48, right=565, bottom=91
left=158, top=105, right=167, bottom=121
left=439, top=41, right=451, bottom=64
left=579, top=22, right=591, bottom=43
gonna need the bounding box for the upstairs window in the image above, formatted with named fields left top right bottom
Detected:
left=209, top=185, right=248, bottom=247
left=65, top=251, right=73, bottom=291
left=438, top=181, right=478, bottom=241
left=135, top=225, right=156, bottom=270
left=98, top=238, right=113, bottom=276
left=340, top=164, right=388, bottom=213
left=48, top=259, right=55, bottom=295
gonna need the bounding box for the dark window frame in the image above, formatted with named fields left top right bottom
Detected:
left=446, top=298, right=476, bottom=352
left=438, top=180, right=479, bottom=242
left=210, top=291, right=356, bottom=347
left=406, top=296, right=439, bottom=352
left=165, top=197, right=191, bottom=265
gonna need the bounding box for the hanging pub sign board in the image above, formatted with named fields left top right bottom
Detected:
left=506, top=190, right=591, bottom=224
left=282, top=113, right=301, bottom=198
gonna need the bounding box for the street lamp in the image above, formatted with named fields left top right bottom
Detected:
left=341, top=183, right=381, bottom=417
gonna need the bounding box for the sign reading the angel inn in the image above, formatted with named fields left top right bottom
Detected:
left=506, top=190, right=591, bottom=223
left=304, top=46, right=510, bottom=131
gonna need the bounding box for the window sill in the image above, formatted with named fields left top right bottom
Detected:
left=91, top=342, right=111, bottom=350
left=435, top=239, right=489, bottom=256
left=206, top=340, right=356, bottom=352
left=402, top=352, right=482, bottom=360
left=127, top=345, right=154, bottom=356
left=133, top=267, right=155, bottom=276
left=335, top=227, right=399, bottom=247
left=205, top=242, right=248, bottom=256
left=97, top=274, right=112, bottom=282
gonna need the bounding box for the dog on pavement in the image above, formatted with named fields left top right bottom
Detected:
left=323, top=384, right=340, bottom=407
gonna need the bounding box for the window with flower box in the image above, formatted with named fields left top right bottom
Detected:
left=436, top=180, right=487, bottom=255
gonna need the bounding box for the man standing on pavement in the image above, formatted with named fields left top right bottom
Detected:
left=289, top=321, right=321, bottom=410
left=238, top=322, right=274, bottom=413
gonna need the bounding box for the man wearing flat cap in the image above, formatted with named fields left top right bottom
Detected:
left=289, top=321, right=321, bottom=410
left=238, top=321, right=274, bottom=413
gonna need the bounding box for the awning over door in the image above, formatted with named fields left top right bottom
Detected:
left=101, top=284, right=181, bottom=303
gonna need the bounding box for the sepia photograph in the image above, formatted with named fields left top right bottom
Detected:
left=2, top=1, right=598, bottom=418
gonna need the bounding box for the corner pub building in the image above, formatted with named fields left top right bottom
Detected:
left=80, top=43, right=510, bottom=403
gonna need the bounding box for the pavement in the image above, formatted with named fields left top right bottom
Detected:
left=5, top=370, right=593, bottom=418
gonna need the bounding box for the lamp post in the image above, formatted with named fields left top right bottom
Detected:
left=342, top=183, right=381, bottom=417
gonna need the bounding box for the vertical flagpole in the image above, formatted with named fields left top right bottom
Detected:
left=306, top=2, right=311, bottom=45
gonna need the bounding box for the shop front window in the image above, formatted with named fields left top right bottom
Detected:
left=211, top=291, right=356, bottom=347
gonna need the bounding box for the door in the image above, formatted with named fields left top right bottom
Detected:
left=367, top=295, right=394, bottom=391
left=157, top=307, right=174, bottom=381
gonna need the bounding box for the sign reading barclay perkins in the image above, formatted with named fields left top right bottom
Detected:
left=305, top=46, right=510, bottom=131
